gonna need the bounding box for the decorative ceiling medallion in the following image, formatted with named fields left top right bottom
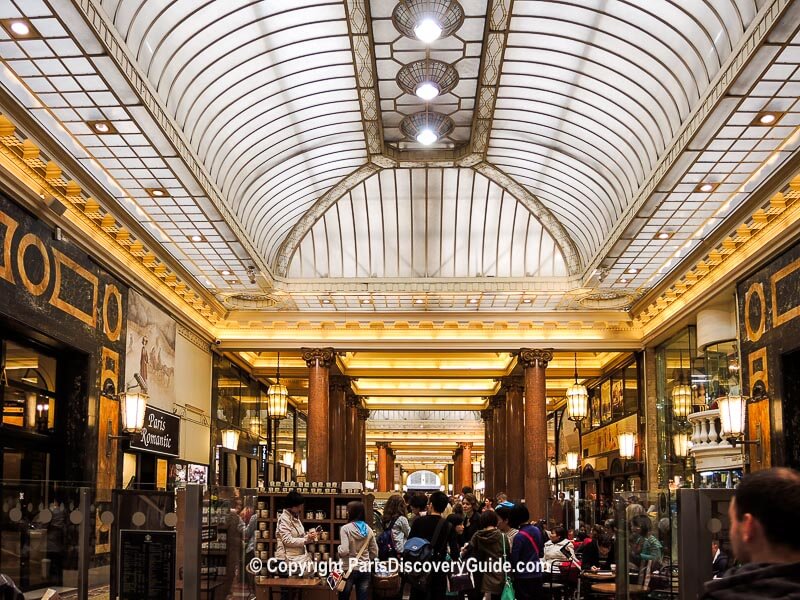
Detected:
left=221, top=293, right=279, bottom=310
left=400, top=111, right=454, bottom=144
left=578, top=290, right=636, bottom=310
left=392, top=0, right=465, bottom=42
left=397, top=59, right=459, bottom=99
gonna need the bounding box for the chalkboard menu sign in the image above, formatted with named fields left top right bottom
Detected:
left=119, top=530, right=175, bottom=600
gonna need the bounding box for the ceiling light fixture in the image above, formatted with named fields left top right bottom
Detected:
left=321, top=298, right=332, bottom=305
left=656, top=231, right=672, bottom=240
left=146, top=188, right=168, bottom=198
left=414, top=298, right=425, bottom=305
left=695, top=182, right=718, bottom=193
left=468, top=298, right=478, bottom=304
left=627, top=268, right=638, bottom=274
left=752, top=111, right=782, bottom=126
left=220, top=270, right=230, bottom=276
left=361, top=298, right=372, bottom=305
left=1, top=19, right=39, bottom=38
left=392, top=1, right=465, bottom=43
left=400, top=111, right=454, bottom=147
left=190, top=235, right=204, bottom=242
left=398, top=59, right=459, bottom=101
left=521, top=298, right=532, bottom=304
left=88, top=120, right=117, bottom=134
left=620, top=278, right=629, bottom=283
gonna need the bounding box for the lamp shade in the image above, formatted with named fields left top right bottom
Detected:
left=368, top=460, right=376, bottom=472
left=672, top=384, right=693, bottom=418
left=472, top=461, right=480, bottom=473
left=267, top=383, right=288, bottom=420
left=619, top=431, right=637, bottom=459
left=249, top=415, right=262, bottom=437
left=566, top=383, right=589, bottom=421
left=120, top=390, right=147, bottom=432
left=718, top=395, right=746, bottom=439
left=566, top=451, right=579, bottom=471
left=221, top=428, right=240, bottom=450
left=673, top=431, right=690, bottom=458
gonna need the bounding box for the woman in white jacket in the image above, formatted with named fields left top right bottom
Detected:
left=542, top=525, right=576, bottom=568
left=275, top=491, right=317, bottom=571
left=338, top=501, right=379, bottom=600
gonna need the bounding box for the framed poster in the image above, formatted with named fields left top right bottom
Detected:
left=612, top=378, right=624, bottom=417
left=624, top=364, right=639, bottom=414
left=601, top=380, right=612, bottom=423
left=590, top=389, right=601, bottom=428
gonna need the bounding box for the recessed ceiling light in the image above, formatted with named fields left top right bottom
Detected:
left=415, top=81, right=440, bottom=101
left=416, top=128, right=438, bottom=145
left=468, top=298, right=478, bottom=304
left=146, top=188, right=169, bottom=198
left=414, top=17, right=442, bottom=43
left=695, top=182, right=718, bottom=193
left=626, top=267, right=638, bottom=274
left=656, top=232, right=672, bottom=240
left=752, top=111, right=783, bottom=126
left=360, top=298, right=372, bottom=305
left=220, top=270, right=231, bottom=276
left=321, top=298, right=332, bottom=305
left=414, top=298, right=425, bottom=305
left=2, top=19, right=39, bottom=38
left=620, top=278, right=629, bottom=283
left=87, top=120, right=117, bottom=134
left=190, top=234, right=204, bottom=243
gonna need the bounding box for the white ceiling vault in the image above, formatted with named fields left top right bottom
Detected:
left=0, top=0, right=798, bottom=316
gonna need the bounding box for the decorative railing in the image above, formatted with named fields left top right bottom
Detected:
left=687, top=408, right=744, bottom=470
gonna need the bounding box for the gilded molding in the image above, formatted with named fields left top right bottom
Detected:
left=301, top=347, right=336, bottom=368
left=178, top=325, right=212, bottom=352
left=518, top=348, right=554, bottom=369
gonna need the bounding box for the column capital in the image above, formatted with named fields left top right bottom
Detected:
left=376, top=441, right=390, bottom=449
left=518, top=348, right=554, bottom=369
left=459, top=442, right=473, bottom=450
left=329, top=375, right=351, bottom=392
left=301, top=347, right=336, bottom=368
left=346, top=394, right=361, bottom=408
left=480, top=407, right=494, bottom=421
left=501, top=376, right=524, bottom=393
left=357, top=408, right=371, bottom=421
left=491, top=395, right=506, bottom=409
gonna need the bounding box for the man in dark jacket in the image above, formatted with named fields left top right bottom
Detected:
left=701, top=467, right=800, bottom=599
left=711, top=539, right=728, bottom=578
left=408, top=491, right=452, bottom=600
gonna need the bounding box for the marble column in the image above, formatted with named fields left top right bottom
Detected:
left=329, top=376, right=348, bottom=483
left=460, top=442, right=474, bottom=491
left=357, top=407, right=370, bottom=484
left=387, top=449, right=396, bottom=491
left=453, top=447, right=462, bottom=494
left=481, top=406, right=494, bottom=501
left=301, top=347, right=335, bottom=482
left=504, top=377, right=525, bottom=501
left=377, top=442, right=390, bottom=492
left=492, top=395, right=507, bottom=496
left=344, top=394, right=360, bottom=482
left=520, top=348, right=553, bottom=520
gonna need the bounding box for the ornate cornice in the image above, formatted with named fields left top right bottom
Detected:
left=300, top=347, right=336, bottom=368
left=178, top=325, right=212, bottom=352
left=518, top=348, right=554, bottom=369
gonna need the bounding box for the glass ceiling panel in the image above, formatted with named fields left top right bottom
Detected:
left=287, top=168, right=568, bottom=279
left=100, top=0, right=369, bottom=262
left=489, top=0, right=763, bottom=263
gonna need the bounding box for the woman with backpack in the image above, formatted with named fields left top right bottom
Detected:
left=510, top=504, right=544, bottom=600
left=338, top=501, right=379, bottom=600
left=380, top=494, right=411, bottom=558
left=460, top=510, right=508, bottom=600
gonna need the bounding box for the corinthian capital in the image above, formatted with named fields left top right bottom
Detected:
left=518, top=348, right=554, bottom=369
left=357, top=408, right=371, bottom=421
left=301, top=347, right=336, bottom=368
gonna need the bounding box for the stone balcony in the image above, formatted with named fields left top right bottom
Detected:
left=687, top=408, right=745, bottom=471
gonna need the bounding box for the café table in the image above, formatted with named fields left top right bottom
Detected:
left=590, top=582, right=649, bottom=596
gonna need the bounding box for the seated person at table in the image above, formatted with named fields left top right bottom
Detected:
left=631, top=515, right=662, bottom=569
left=581, top=534, right=615, bottom=571
left=543, top=526, right=576, bottom=566
left=711, top=539, right=728, bottom=578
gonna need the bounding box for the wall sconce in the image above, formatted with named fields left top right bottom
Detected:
left=106, top=376, right=148, bottom=456
left=566, top=451, right=579, bottom=471
left=221, top=428, right=240, bottom=450
left=718, top=394, right=761, bottom=461
left=618, top=431, right=637, bottom=460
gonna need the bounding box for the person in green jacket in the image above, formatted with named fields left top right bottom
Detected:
left=462, top=510, right=508, bottom=600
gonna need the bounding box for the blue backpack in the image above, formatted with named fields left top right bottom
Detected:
left=378, top=518, right=398, bottom=560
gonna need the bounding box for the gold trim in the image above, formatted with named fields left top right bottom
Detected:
left=748, top=347, right=768, bottom=396
left=102, top=283, right=122, bottom=342
left=744, top=282, right=767, bottom=342
left=49, top=248, right=98, bottom=328
left=16, top=232, right=49, bottom=296
left=770, top=257, right=800, bottom=327
left=0, top=210, right=18, bottom=283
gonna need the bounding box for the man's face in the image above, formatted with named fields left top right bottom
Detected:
left=599, top=545, right=610, bottom=558
left=728, top=498, right=750, bottom=563
left=711, top=542, right=718, bottom=558
left=289, top=504, right=303, bottom=518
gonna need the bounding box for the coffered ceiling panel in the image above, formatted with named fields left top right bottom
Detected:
left=488, top=0, right=764, bottom=262
left=100, top=0, right=369, bottom=263
left=287, top=167, right=568, bottom=279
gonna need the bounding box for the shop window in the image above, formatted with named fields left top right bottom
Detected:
left=1, top=339, right=57, bottom=433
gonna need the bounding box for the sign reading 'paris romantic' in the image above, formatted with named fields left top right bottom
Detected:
left=130, top=406, right=180, bottom=457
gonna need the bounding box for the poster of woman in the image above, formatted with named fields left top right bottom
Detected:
left=601, top=380, right=612, bottom=423
left=612, top=379, right=624, bottom=417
